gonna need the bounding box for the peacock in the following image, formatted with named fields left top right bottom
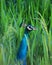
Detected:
left=17, top=22, right=36, bottom=65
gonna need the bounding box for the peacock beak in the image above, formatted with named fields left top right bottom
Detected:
left=32, top=27, right=37, bottom=30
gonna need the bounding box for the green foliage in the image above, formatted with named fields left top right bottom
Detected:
left=0, top=0, right=52, bottom=65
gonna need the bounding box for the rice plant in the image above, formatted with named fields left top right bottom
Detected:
left=0, top=0, right=52, bottom=65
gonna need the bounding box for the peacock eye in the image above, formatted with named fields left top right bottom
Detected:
left=27, top=25, right=32, bottom=30
left=29, top=26, right=31, bottom=28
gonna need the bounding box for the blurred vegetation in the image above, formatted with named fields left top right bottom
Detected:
left=0, top=0, right=52, bottom=65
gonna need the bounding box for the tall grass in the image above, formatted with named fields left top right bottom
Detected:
left=0, top=0, right=52, bottom=65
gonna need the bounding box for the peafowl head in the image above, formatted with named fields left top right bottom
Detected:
left=20, top=22, right=36, bottom=34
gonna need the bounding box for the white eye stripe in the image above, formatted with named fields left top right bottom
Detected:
left=27, top=26, right=32, bottom=30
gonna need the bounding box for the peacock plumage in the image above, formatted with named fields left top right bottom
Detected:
left=17, top=22, right=36, bottom=65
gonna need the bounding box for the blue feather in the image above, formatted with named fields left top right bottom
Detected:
left=17, top=24, right=35, bottom=65
left=17, top=33, right=28, bottom=65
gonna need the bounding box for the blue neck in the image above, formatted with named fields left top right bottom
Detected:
left=24, top=29, right=29, bottom=36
